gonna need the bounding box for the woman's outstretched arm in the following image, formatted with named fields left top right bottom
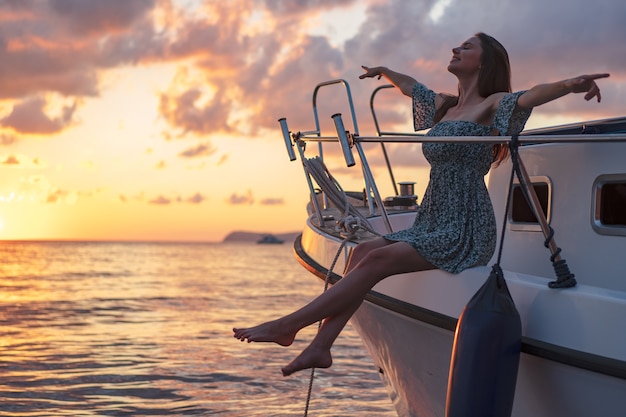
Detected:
left=517, top=73, right=610, bottom=109
left=359, top=66, right=418, bottom=97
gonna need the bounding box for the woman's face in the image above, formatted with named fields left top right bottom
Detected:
left=448, top=36, right=483, bottom=75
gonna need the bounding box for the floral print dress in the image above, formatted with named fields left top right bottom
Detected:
left=383, top=83, right=532, bottom=273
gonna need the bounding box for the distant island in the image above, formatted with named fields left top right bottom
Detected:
left=222, top=231, right=300, bottom=243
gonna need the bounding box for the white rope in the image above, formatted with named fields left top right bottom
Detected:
left=301, top=156, right=379, bottom=415
left=303, top=156, right=380, bottom=237
left=302, top=237, right=349, bottom=417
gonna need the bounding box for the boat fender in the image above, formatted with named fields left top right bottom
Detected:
left=445, top=264, right=522, bottom=417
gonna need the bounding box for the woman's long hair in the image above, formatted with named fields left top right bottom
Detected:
left=434, top=32, right=512, bottom=166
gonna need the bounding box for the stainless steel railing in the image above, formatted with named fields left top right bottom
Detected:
left=279, top=79, right=626, bottom=234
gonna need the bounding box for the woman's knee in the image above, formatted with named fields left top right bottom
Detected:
left=359, top=242, right=430, bottom=275
left=346, top=239, right=387, bottom=273
left=359, top=238, right=391, bottom=252
left=359, top=246, right=397, bottom=270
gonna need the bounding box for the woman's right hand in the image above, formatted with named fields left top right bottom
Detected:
left=359, top=66, right=385, bottom=80
left=359, top=66, right=417, bottom=97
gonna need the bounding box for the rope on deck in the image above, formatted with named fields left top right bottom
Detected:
left=302, top=156, right=380, bottom=238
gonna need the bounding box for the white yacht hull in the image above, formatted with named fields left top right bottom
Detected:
left=281, top=81, right=626, bottom=416
left=349, top=299, right=625, bottom=417
left=294, top=206, right=626, bottom=417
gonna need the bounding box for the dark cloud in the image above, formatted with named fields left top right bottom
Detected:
left=0, top=97, right=77, bottom=134
left=0, top=0, right=155, bottom=99
left=261, top=0, right=356, bottom=14
left=48, top=0, right=155, bottom=37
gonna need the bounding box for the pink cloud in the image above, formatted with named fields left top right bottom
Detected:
left=159, top=88, right=232, bottom=135
left=1, top=97, right=77, bottom=134
left=149, top=195, right=171, bottom=205
left=0, top=0, right=623, bottom=145
left=178, top=143, right=216, bottom=158
left=186, top=193, right=205, bottom=204
left=260, top=197, right=284, bottom=206
left=48, top=0, right=155, bottom=37
left=227, top=190, right=254, bottom=205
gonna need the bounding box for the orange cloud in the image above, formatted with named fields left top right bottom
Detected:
left=2, top=155, right=19, bottom=165
left=0, top=133, right=17, bottom=145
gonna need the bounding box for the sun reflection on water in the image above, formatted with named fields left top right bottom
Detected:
left=0, top=241, right=396, bottom=416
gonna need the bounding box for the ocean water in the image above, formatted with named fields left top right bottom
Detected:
left=0, top=240, right=396, bottom=416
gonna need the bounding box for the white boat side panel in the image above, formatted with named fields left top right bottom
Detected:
left=373, top=267, right=626, bottom=361
left=350, top=298, right=626, bottom=417
left=490, top=142, right=626, bottom=291
left=301, top=214, right=626, bottom=361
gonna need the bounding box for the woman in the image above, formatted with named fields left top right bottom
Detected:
left=233, top=33, right=608, bottom=376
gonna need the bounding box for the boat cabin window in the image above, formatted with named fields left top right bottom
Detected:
left=592, top=175, right=626, bottom=236
left=509, top=176, right=551, bottom=232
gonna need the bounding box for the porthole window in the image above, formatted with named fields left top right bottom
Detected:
left=509, top=176, right=551, bottom=232
left=592, top=175, right=626, bottom=236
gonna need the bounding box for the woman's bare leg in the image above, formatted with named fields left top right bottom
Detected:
left=233, top=240, right=434, bottom=344
left=278, top=239, right=395, bottom=372
left=233, top=238, right=392, bottom=345
left=280, top=241, right=435, bottom=375
left=281, top=304, right=356, bottom=375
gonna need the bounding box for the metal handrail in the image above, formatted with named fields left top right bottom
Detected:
left=280, top=80, right=373, bottom=227
left=280, top=78, right=626, bottom=234
left=297, top=133, right=626, bottom=144
left=311, top=79, right=360, bottom=137
left=370, top=84, right=399, bottom=195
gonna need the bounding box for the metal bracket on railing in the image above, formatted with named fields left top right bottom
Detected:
left=331, top=113, right=393, bottom=234
left=279, top=117, right=296, bottom=161
left=278, top=117, right=325, bottom=226
left=511, top=145, right=577, bottom=288
left=331, top=113, right=356, bottom=167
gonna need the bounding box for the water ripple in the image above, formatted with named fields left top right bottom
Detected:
left=0, top=242, right=396, bottom=416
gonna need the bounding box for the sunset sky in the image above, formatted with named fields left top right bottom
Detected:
left=0, top=0, right=624, bottom=242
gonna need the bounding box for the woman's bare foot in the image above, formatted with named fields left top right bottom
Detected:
left=233, top=319, right=296, bottom=347
left=281, top=344, right=332, bottom=376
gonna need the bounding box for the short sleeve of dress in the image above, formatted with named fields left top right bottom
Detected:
left=493, top=91, right=533, bottom=136
left=412, top=82, right=436, bottom=131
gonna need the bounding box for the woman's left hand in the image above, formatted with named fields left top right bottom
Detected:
left=565, top=73, right=610, bottom=102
